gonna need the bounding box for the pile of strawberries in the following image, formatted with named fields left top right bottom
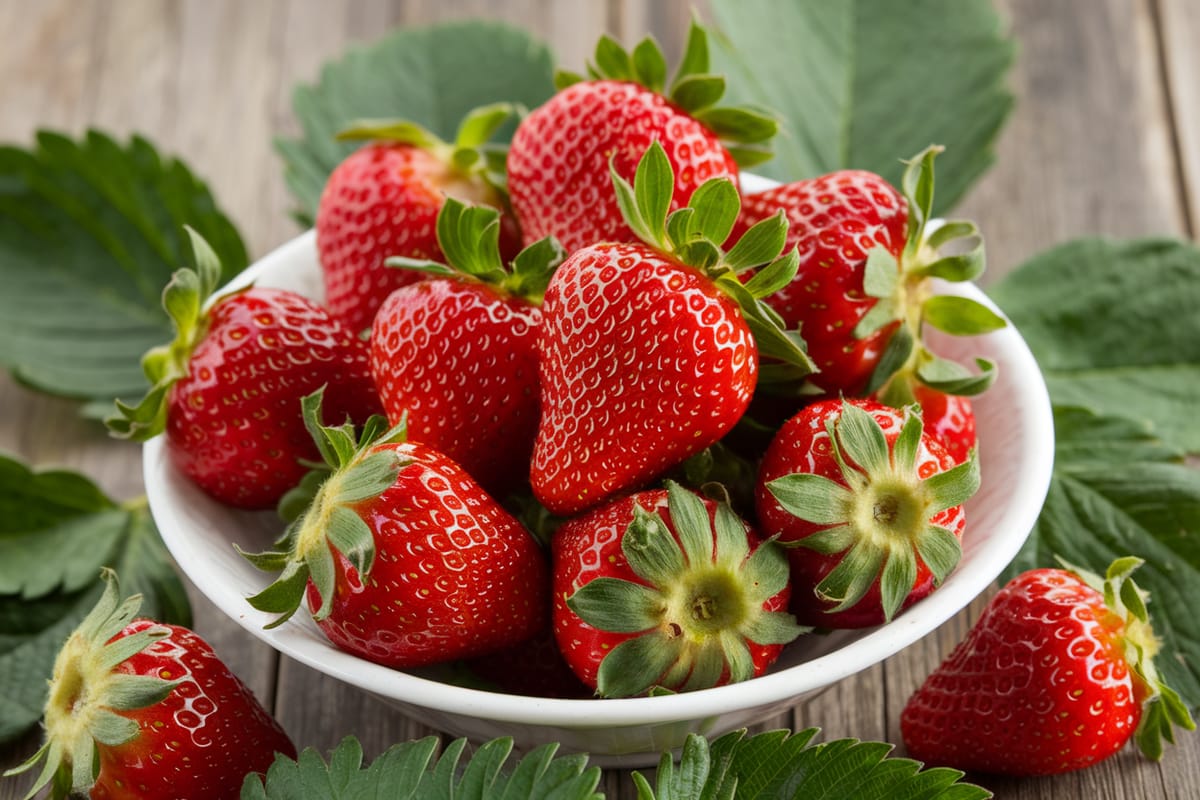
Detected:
left=89, top=23, right=1192, bottom=781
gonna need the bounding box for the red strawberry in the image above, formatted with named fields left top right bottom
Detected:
left=553, top=482, right=804, bottom=697
left=908, top=383, right=976, bottom=464
left=5, top=571, right=294, bottom=799
left=734, top=147, right=1005, bottom=401
left=317, top=105, right=523, bottom=333
left=531, top=142, right=814, bottom=516
left=242, top=389, right=548, bottom=668
left=507, top=23, right=775, bottom=254
left=108, top=229, right=380, bottom=509
left=901, top=558, right=1196, bottom=775
left=370, top=199, right=563, bottom=497
left=755, top=398, right=979, bottom=628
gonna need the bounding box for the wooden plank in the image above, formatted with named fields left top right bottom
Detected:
left=958, top=0, right=1186, bottom=282
left=1157, top=0, right=1200, bottom=238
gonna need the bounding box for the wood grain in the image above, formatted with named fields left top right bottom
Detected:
left=1, top=1, right=1198, bottom=798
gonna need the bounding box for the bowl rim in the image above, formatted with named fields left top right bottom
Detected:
left=145, top=212, right=1055, bottom=731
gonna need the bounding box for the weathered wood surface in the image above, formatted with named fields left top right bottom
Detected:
left=1, top=0, right=1198, bottom=797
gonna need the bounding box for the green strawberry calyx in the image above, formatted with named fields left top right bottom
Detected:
left=105, top=227, right=236, bottom=442
left=4, top=570, right=179, bottom=800
left=766, top=401, right=980, bottom=622
left=556, top=20, right=777, bottom=167
left=860, top=146, right=1007, bottom=403
left=611, top=140, right=816, bottom=378
left=1062, top=557, right=1197, bottom=760
left=567, top=481, right=807, bottom=698
left=385, top=197, right=566, bottom=305
left=238, top=387, right=410, bottom=629
left=337, top=103, right=516, bottom=195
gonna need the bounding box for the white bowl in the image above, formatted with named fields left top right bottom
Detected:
left=145, top=189, right=1054, bottom=767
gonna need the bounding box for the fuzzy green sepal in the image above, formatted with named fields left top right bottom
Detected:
left=105, top=227, right=234, bottom=441
left=567, top=482, right=806, bottom=698
left=1060, top=557, right=1196, bottom=760
left=767, top=402, right=980, bottom=622
left=862, top=146, right=1007, bottom=398
left=239, top=388, right=410, bottom=628
left=337, top=103, right=517, bottom=194
left=3, top=570, right=179, bottom=799
left=565, top=22, right=776, bottom=166
left=610, top=141, right=816, bottom=376
left=385, top=197, right=565, bottom=304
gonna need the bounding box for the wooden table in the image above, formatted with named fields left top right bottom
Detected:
left=2, top=1, right=1197, bottom=797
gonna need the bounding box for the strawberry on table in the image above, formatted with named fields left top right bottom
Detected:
left=4, top=571, right=294, bottom=799
left=317, top=104, right=522, bottom=333
left=107, top=229, right=380, bottom=510
left=507, top=22, right=776, bottom=253
left=531, top=141, right=814, bottom=516
left=734, top=146, right=1006, bottom=402
left=553, top=481, right=805, bottom=697
left=755, top=399, right=980, bottom=628
left=241, top=389, right=548, bottom=669
left=901, top=558, right=1196, bottom=775
left=371, top=198, right=563, bottom=498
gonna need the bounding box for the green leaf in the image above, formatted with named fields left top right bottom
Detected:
left=922, top=295, right=1007, bottom=336
left=277, top=21, right=556, bottom=224
left=767, top=474, right=853, bottom=526
left=709, top=0, right=1014, bottom=215
left=634, top=729, right=990, bottom=800
left=685, top=179, right=740, bottom=248
left=0, top=457, right=188, bottom=745
left=989, top=238, right=1200, bottom=452
left=0, top=130, right=247, bottom=406
left=247, top=735, right=603, bottom=799
left=567, top=578, right=662, bottom=634
left=1002, top=406, right=1200, bottom=709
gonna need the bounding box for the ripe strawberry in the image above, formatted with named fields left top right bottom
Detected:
left=553, top=482, right=804, bottom=697
left=908, top=383, right=976, bottom=464
left=507, top=23, right=775, bottom=254
left=531, top=142, right=814, bottom=516
left=242, top=389, right=548, bottom=668
left=901, top=559, right=1196, bottom=775
left=5, top=571, right=294, bottom=799
left=317, top=105, right=522, bottom=333
left=755, top=399, right=979, bottom=628
left=465, top=629, right=593, bottom=699
left=734, top=147, right=1005, bottom=400
left=107, top=229, right=380, bottom=509
left=370, top=198, right=563, bottom=497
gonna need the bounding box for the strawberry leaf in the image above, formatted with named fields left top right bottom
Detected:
left=0, top=454, right=189, bottom=745
left=709, top=0, right=1013, bottom=215
left=0, top=130, right=247, bottom=410
left=989, top=237, right=1200, bottom=453
left=277, top=21, right=555, bottom=226
left=636, top=729, right=991, bottom=800
left=1002, top=406, right=1200, bottom=710
left=243, top=735, right=602, bottom=800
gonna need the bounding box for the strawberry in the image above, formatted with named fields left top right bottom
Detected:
left=465, top=629, right=593, bottom=700
left=552, top=481, right=804, bottom=697
left=317, top=105, right=522, bottom=333
left=107, top=229, right=380, bottom=509
left=755, top=399, right=979, bottom=628
left=507, top=23, right=775, bottom=254
left=370, top=198, right=563, bottom=497
left=901, top=559, right=1196, bottom=775
left=242, top=389, right=548, bottom=668
left=531, top=141, right=814, bottom=516
left=4, top=571, right=294, bottom=799
left=908, top=383, right=976, bottom=464
left=733, top=147, right=1005, bottom=402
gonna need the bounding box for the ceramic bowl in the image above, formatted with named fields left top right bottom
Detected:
left=145, top=183, right=1054, bottom=766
